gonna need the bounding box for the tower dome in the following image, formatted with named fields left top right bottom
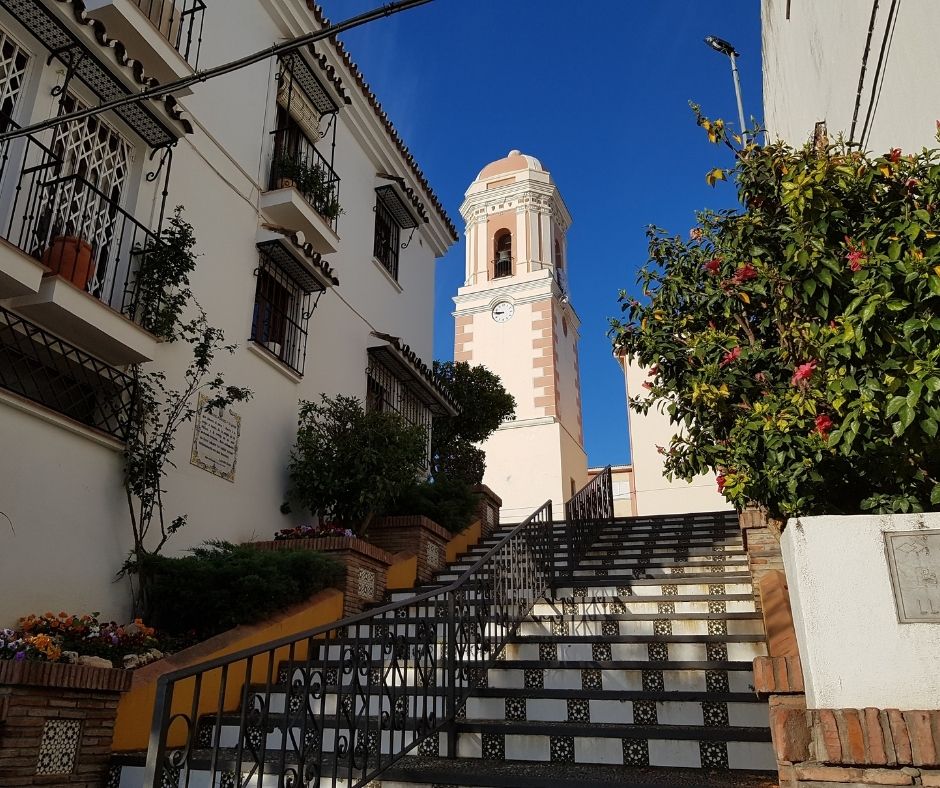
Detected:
left=476, top=149, right=544, bottom=181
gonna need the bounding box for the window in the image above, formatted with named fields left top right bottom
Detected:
left=0, top=29, right=30, bottom=131
left=250, top=250, right=314, bottom=376
left=373, top=196, right=401, bottom=280
left=366, top=356, right=432, bottom=469
left=494, top=230, right=512, bottom=278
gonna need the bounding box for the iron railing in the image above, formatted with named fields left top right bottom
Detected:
left=250, top=250, right=312, bottom=376
left=144, top=501, right=554, bottom=788
left=1, top=132, right=163, bottom=329
left=492, top=256, right=512, bottom=278
left=563, top=465, right=614, bottom=574
left=270, top=127, right=342, bottom=233
left=0, top=306, right=135, bottom=440
left=372, top=196, right=400, bottom=280
left=134, top=0, right=206, bottom=69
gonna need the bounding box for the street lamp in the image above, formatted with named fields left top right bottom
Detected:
left=704, top=35, right=747, bottom=144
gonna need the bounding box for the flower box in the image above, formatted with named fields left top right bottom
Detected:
left=249, top=536, right=393, bottom=616
left=369, top=515, right=450, bottom=584
left=0, top=660, right=131, bottom=785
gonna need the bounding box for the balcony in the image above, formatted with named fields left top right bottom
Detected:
left=83, top=0, right=205, bottom=85
left=0, top=133, right=161, bottom=364
left=0, top=305, right=134, bottom=442
left=260, top=128, right=341, bottom=254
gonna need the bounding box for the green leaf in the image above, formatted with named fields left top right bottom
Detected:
left=921, top=419, right=938, bottom=439
left=932, top=485, right=940, bottom=506
left=803, top=279, right=817, bottom=297
left=887, top=396, right=906, bottom=417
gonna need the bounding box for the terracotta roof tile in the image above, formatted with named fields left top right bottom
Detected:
left=306, top=2, right=458, bottom=242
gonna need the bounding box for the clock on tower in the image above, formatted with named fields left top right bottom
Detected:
left=453, top=151, right=588, bottom=522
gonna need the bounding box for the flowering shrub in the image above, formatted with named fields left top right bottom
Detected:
left=612, top=112, right=940, bottom=518
left=1, top=612, right=159, bottom=665
left=274, top=523, right=355, bottom=541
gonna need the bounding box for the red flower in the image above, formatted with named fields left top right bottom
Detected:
left=648, top=365, right=659, bottom=376
left=791, top=361, right=818, bottom=386
left=815, top=414, right=834, bottom=438
left=704, top=257, right=721, bottom=275
left=720, top=346, right=741, bottom=367
left=716, top=474, right=727, bottom=493
left=847, top=250, right=864, bottom=272
left=889, top=148, right=902, bottom=164
left=732, top=263, right=757, bottom=283
left=906, top=178, right=920, bottom=192
left=642, top=381, right=653, bottom=390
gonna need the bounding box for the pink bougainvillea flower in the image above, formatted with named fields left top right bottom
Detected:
left=642, top=381, right=653, bottom=390
left=648, top=365, right=659, bottom=376
left=754, top=371, right=768, bottom=384
left=703, top=257, right=721, bottom=275
left=889, top=148, right=902, bottom=164
left=720, top=346, right=741, bottom=367
left=656, top=445, right=667, bottom=455
left=716, top=474, right=727, bottom=493
left=815, top=414, right=834, bottom=438
left=791, top=361, right=818, bottom=386
left=847, top=250, right=865, bottom=272
left=732, top=263, right=758, bottom=283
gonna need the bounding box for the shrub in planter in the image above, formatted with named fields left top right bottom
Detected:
left=385, top=477, right=478, bottom=534
left=612, top=111, right=940, bottom=518
left=283, top=395, right=428, bottom=534
left=274, top=523, right=355, bottom=540
left=139, top=541, right=343, bottom=639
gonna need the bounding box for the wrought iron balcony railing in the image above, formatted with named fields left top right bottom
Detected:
left=564, top=465, right=614, bottom=574
left=269, top=127, right=342, bottom=233
left=133, top=0, right=206, bottom=69
left=144, top=501, right=554, bottom=788
left=1, top=132, right=165, bottom=331
left=0, top=306, right=134, bottom=440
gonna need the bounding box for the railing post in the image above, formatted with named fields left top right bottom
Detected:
left=143, top=678, right=171, bottom=788
left=445, top=591, right=457, bottom=758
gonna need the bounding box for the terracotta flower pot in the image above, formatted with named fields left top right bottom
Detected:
left=43, top=235, right=94, bottom=290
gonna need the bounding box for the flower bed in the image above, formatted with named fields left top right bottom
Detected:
left=249, top=536, right=392, bottom=616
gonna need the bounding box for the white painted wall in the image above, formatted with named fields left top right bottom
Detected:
left=623, top=359, right=726, bottom=517
left=762, top=0, right=940, bottom=152
left=0, top=0, right=452, bottom=626
left=782, top=514, right=940, bottom=709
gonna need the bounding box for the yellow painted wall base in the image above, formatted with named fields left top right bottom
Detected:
left=113, top=519, right=487, bottom=752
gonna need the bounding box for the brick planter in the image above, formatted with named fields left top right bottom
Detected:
left=0, top=660, right=131, bottom=787
left=472, top=484, right=503, bottom=538
left=249, top=537, right=393, bottom=616
left=739, top=506, right=785, bottom=612
left=369, top=516, right=450, bottom=584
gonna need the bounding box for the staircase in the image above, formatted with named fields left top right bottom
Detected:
left=113, top=481, right=776, bottom=788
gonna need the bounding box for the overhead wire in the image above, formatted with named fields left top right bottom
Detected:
left=848, top=0, right=880, bottom=145
left=860, top=0, right=902, bottom=149
left=0, top=0, right=435, bottom=144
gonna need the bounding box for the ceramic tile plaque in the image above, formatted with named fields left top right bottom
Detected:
left=190, top=393, right=241, bottom=483
left=884, top=530, right=940, bottom=623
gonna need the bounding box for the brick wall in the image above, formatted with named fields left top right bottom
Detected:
left=370, top=516, right=449, bottom=584
left=249, top=537, right=392, bottom=616
left=0, top=661, right=130, bottom=786
left=472, top=484, right=503, bottom=538
left=739, top=507, right=785, bottom=611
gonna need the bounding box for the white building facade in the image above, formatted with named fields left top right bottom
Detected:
left=0, top=0, right=457, bottom=626
left=454, top=151, right=588, bottom=522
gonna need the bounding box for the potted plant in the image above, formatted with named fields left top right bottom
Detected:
left=42, top=228, right=94, bottom=290
left=612, top=111, right=940, bottom=723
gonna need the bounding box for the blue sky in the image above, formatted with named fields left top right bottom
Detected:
left=339, top=0, right=763, bottom=466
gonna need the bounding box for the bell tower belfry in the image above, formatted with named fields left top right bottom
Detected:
left=454, top=150, right=588, bottom=521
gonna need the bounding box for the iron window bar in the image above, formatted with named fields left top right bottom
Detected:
left=563, top=465, right=615, bottom=575
left=1, top=130, right=166, bottom=329
left=269, top=119, right=342, bottom=232
left=144, top=499, right=555, bottom=788
left=250, top=245, right=316, bottom=376
left=366, top=355, right=432, bottom=470
left=492, top=256, right=512, bottom=279
left=0, top=305, right=134, bottom=440
left=373, top=196, right=400, bottom=280
left=132, top=0, right=206, bottom=70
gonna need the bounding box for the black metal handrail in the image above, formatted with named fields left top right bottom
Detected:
left=2, top=133, right=163, bottom=329
left=144, top=501, right=554, bottom=788
left=133, top=0, right=206, bottom=69
left=0, top=306, right=135, bottom=440
left=564, top=465, right=614, bottom=574
left=269, top=127, right=342, bottom=233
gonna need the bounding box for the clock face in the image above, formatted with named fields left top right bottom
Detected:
left=492, top=301, right=515, bottom=323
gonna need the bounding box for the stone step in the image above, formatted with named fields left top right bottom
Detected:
left=431, top=720, right=774, bottom=770
left=381, top=756, right=777, bottom=787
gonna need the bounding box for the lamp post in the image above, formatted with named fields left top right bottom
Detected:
left=704, top=35, right=747, bottom=143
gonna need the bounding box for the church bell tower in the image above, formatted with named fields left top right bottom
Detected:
left=454, top=150, right=588, bottom=521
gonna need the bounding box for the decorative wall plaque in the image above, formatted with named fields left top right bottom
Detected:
left=190, top=393, right=241, bottom=483
left=884, top=530, right=940, bottom=623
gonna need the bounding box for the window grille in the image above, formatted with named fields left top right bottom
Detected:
left=250, top=250, right=313, bottom=376
left=373, top=197, right=401, bottom=281
left=366, top=357, right=432, bottom=469
left=0, top=29, right=29, bottom=131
